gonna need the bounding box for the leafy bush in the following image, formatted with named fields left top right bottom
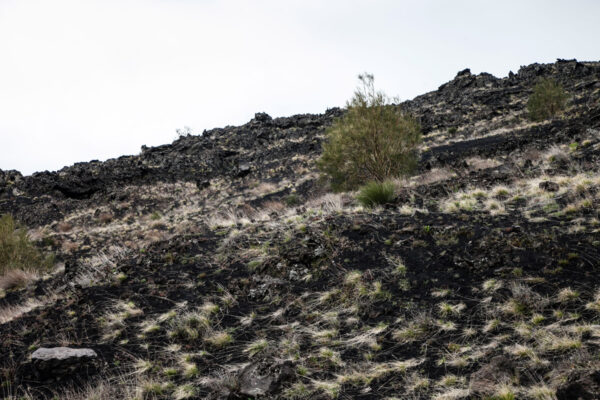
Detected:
left=527, top=78, right=568, bottom=121
left=356, top=181, right=395, bottom=208
left=318, top=74, right=421, bottom=191
left=0, top=214, right=52, bottom=275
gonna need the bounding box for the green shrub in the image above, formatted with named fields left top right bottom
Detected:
left=318, top=73, right=421, bottom=191
left=0, top=214, right=53, bottom=275
left=527, top=78, right=568, bottom=121
left=356, top=181, right=395, bottom=208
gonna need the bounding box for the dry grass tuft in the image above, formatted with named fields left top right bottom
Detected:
left=56, top=221, right=73, bottom=233
left=307, top=193, right=345, bottom=214
left=0, top=298, right=46, bottom=324
left=0, top=269, right=38, bottom=291
left=413, top=168, right=457, bottom=185
left=466, top=157, right=503, bottom=171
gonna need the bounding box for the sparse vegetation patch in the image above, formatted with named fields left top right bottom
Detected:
left=2, top=59, right=600, bottom=399
left=527, top=77, right=568, bottom=121
left=356, top=180, right=395, bottom=208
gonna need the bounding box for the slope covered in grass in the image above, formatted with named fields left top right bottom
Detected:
left=1, top=59, right=600, bottom=399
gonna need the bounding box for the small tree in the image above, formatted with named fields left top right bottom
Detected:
left=318, top=74, right=421, bottom=191
left=527, top=78, right=568, bottom=121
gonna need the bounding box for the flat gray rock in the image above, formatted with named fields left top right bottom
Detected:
left=31, top=347, right=97, bottom=361
left=24, top=347, right=100, bottom=381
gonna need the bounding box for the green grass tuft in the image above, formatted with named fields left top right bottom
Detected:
left=356, top=181, right=395, bottom=208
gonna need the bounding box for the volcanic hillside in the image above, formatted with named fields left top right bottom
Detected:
left=2, top=59, right=600, bottom=399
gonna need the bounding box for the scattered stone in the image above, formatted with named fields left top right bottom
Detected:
left=237, top=360, right=294, bottom=397
left=288, top=264, right=309, bottom=282
left=253, top=112, right=272, bottom=124
left=196, top=179, right=210, bottom=190
left=237, top=162, right=251, bottom=177
left=249, top=275, right=286, bottom=300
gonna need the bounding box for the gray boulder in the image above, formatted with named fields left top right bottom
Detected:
left=32, top=347, right=97, bottom=361
left=29, top=347, right=99, bottom=380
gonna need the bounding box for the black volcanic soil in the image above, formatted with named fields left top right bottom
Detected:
left=1, top=59, right=600, bottom=399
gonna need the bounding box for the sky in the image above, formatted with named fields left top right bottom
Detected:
left=1, top=0, right=599, bottom=175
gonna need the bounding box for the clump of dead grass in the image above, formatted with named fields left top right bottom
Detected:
left=0, top=269, right=38, bottom=291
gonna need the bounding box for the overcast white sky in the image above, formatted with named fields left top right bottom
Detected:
left=1, top=0, right=599, bottom=175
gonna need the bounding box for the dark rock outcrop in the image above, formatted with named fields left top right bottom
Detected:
left=556, top=370, right=600, bottom=400
left=539, top=180, right=560, bottom=192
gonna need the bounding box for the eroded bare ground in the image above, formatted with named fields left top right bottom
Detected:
left=1, top=59, right=600, bottom=399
